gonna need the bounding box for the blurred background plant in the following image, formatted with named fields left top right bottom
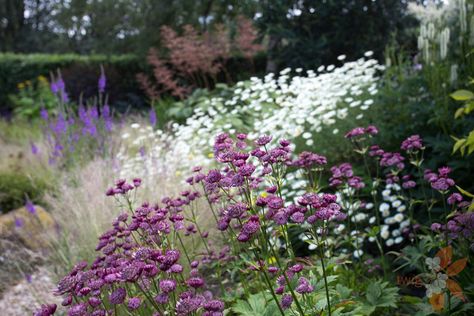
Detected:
left=9, top=75, right=56, bottom=119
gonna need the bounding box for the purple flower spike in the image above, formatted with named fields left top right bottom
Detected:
left=25, top=199, right=36, bottom=215
left=98, top=66, right=107, bottom=93
left=149, top=108, right=157, bottom=127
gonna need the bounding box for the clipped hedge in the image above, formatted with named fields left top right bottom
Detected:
left=0, top=53, right=268, bottom=117
left=0, top=53, right=148, bottom=115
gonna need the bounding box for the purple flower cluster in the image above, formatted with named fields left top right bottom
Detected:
left=425, top=167, right=455, bottom=191
left=344, top=125, right=378, bottom=139
left=34, top=304, right=57, bottom=316
left=297, top=193, right=345, bottom=223
left=380, top=152, right=405, bottom=170
left=401, top=134, right=423, bottom=152
left=329, top=163, right=365, bottom=189
left=35, top=179, right=224, bottom=316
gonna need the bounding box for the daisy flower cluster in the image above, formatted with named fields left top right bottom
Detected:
left=117, top=54, right=382, bottom=183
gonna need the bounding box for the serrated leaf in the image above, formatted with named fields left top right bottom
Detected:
left=366, top=283, right=382, bottom=305
left=450, top=89, right=474, bottom=101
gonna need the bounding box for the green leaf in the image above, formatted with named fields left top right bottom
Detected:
left=456, top=185, right=474, bottom=198
left=454, top=107, right=466, bottom=119
left=366, top=283, right=382, bottom=306
left=452, top=138, right=466, bottom=154
left=232, top=292, right=271, bottom=316
left=336, top=284, right=353, bottom=299
left=365, top=281, right=399, bottom=309
left=450, top=89, right=474, bottom=101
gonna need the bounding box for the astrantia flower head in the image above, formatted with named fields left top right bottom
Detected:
left=34, top=304, right=57, bottom=316
left=345, top=127, right=365, bottom=139
left=281, top=294, right=293, bottom=309
left=293, top=151, right=327, bottom=168
left=256, top=135, right=272, bottom=146
left=401, top=134, right=423, bottom=152
left=295, top=277, right=314, bottom=294
left=127, top=297, right=142, bottom=310
left=109, top=287, right=127, bottom=304
left=160, top=279, right=177, bottom=293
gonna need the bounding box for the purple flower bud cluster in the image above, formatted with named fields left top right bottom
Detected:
left=297, top=193, right=345, bottom=223
left=400, top=134, right=423, bottom=152
left=329, top=163, right=364, bottom=189
left=344, top=125, right=378, bottom=139
left=425, top=167, right=455, bottom=191
left=106, top=178, right=141, bottom=196
left=34, top=304, right=57, bottom=316
left=36, top=178, right=224, bottom=316
left=401, top=175, right=416, bottom=189
left=380, top=152, right=405, bottom=170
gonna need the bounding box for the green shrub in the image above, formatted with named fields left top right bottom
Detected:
left=0, top=171, right=49, bottom=214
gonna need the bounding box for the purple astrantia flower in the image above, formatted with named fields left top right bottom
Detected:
left=256, top=135, right=272, bottom=146
left=149, top=108, right=157, bottom=127
left=448, top=212, right=474, bottom=240
left=281, top=294, right=293, bottom=309
left=186, top=277, right=205, bottom=288
left=33, top=304, right=57, bottom=316
left=401, top=134, right=423, bottom=152
left=25, top=199, right=36, bottom=215
left=127, top=297, right=141, bottom=310
left=431, top=223, right=442, bottom=232
left=109, top=287, right=126, bottom=304
left=345, top=127, right=365, bottom=138
left=203, top=299, right=225, bottom=313
left=159, top=279, right=177, bottom=293
left=428, top=167, right=455, bottom=191
left=345, top=125, right=378, bottom=139
left=293, top=151, right=327, bottom=168
left=98, top=67, right=107, bottom=93
left=380, top=152, right=405, bottom=169
left=295, top=277, right=314, bottom=294
left=67, top=303, right=87, bottom=316
left=155, top=293, right=169, bottom=304
left=447, top=193, right=463, bottom=205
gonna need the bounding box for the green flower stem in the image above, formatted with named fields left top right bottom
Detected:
left=311, top=227, right=331, bottom=316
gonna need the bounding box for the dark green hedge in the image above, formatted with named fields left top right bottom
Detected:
left=0, top=53, right=268, bottom=117
left=0, top=53, right=148, bottom=115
